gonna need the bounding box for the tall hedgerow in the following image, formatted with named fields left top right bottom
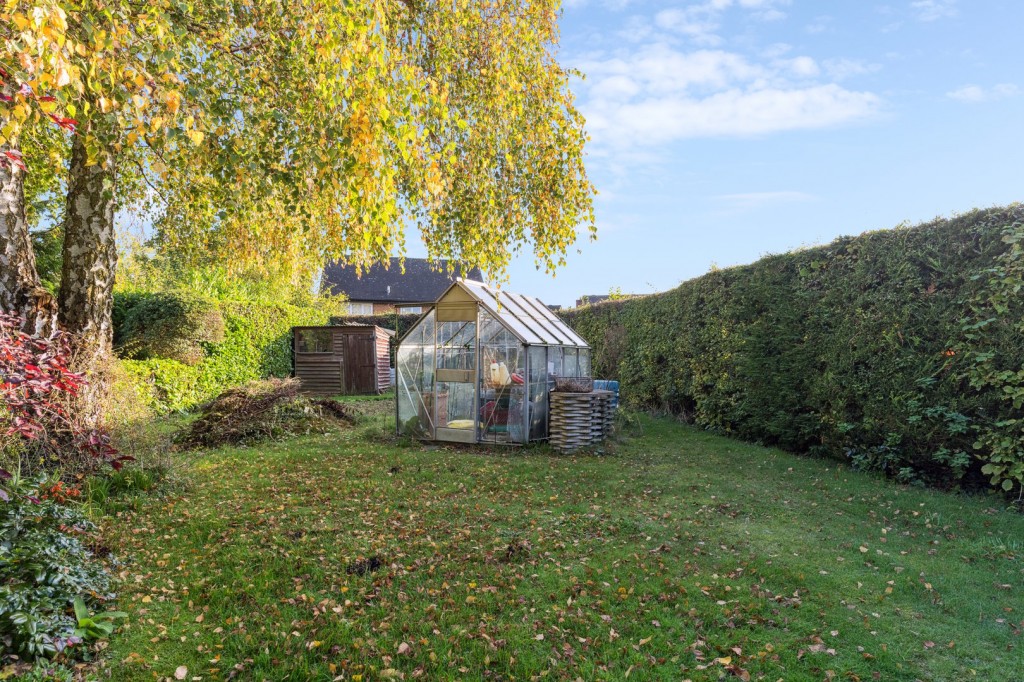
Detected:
left=562, top=205, right=1024, bottom=494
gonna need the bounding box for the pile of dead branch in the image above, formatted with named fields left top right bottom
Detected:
left=176, top=378, right=355, bottom=449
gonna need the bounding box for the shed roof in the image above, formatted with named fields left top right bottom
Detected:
left=455, top=280, right=588, bottom=347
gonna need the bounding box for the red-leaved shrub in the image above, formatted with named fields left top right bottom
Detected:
left=0, top=311, right=131, bottom=474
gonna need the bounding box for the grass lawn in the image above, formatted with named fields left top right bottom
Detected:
left=98, top=398, right=1023, bottom=681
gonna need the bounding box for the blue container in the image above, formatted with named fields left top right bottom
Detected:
left=593, top=379, right=620, bottom=408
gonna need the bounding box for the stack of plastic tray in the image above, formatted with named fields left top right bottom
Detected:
left=549, top=390, right=613, bottom=453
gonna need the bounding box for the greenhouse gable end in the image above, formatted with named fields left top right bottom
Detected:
left=395, top=280, right=591, bottom=444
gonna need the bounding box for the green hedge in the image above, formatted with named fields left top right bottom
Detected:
left=329, top=313, right=420, bottom=338
left=561, top=205, right=1024, bottom=493
left=117, top=291, right=225, bottom=365
left=116, top=296, right=332, bottom=412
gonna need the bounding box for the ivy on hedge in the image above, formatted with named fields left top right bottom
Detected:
left=561, top=205, right=1024, bottom=494
left=115, top=295, right=333, bottom=412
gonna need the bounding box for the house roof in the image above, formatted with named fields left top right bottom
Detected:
left=576, top=294, right=612, bottom=307
left=576, top=293, right=641, bottom=307
left=456, top=280, right=588, bottom=347
left=322, top=258, right=484, bottom=304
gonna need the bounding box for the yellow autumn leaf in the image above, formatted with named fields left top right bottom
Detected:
left=165, top=90, right=181, bottom=114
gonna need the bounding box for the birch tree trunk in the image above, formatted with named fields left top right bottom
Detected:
left=0, top=145, right=58, bottom=336
left=58, top=118, right=119, bottom=402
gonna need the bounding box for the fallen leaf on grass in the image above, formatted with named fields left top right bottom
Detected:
left=174, top=666, right=188, bottom=680
left=807, top=644, right=836, bottom=655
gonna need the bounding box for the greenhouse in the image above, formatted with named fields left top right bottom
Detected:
left=395, top=279, right=591, bottom=444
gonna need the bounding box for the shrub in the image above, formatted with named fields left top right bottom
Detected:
left=560, top=205, right=1024, bottom=493
left=1, top=312, right=130, bottom=477
left=0, top=467, right=115, bottom=661
left=958, top=215, right=1024, bottom=497
left=115, top=296, right=334, bottom=412
left=117, top=291, right=225, bottom=365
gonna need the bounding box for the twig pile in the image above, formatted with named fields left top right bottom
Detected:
left=177, top=378, right=355, bottom=449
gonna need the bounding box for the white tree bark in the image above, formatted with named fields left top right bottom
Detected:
left=0, top=143, right=58, bottom=336
left=58, top=118, right=118, bottom=386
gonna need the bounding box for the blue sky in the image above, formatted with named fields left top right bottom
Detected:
left=433, top=0, right=1023, bottom=307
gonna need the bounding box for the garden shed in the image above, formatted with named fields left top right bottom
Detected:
left=395, top=279, right=591, bottom=444
left=292, top=325, right=394, bottom=395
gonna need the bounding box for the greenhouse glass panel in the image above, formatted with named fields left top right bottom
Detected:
left=579, top=348, right=592, bottom=377
left=437, top=380, right=476, bottom=430
left=396, top=311, right=435, bottom=437
left=437, top=320, right=476, bottom=371
left=563, top=347, right=579, bottom=378
left=478, top=311, right=526, bottom=443
left=528, top=346, right=548, bottom=440
left=548, top=346, right=563, bottom=379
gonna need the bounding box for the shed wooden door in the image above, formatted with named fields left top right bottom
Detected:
left=344, top=333, right=377, bottom=394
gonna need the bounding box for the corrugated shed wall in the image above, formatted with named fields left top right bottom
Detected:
left=293, top=326, right=393, bottom=395
left=375, top=327, right=393, bottom=391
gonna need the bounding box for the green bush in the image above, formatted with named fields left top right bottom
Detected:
left=118, top=291, right=225, bottom=365
left=561, top=205, right=1024, bottom=494
left=0, top=468, right=114, bottom=660
left=116, top=295, right=333, bottom=412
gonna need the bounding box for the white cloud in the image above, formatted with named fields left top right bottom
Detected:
left=654, top=5, right=725, bottom=44
left=761, top=42, right=792, bottom=59
left=805, top=15, right=831, bottom=33
left=635, top=0, right=792, bottom=45
left=584, top=84, right=880, bottom=146
left=776, top=56, right=820, bottom=78
left=822, top=58, right=882, bottom=81
left=946, top=83, right=1020, bottom=103
left=910, top=0, right=957, bottom=22
left=578, top=45, right=882, bottom=148
left=714, top=191, right=816, bottom=208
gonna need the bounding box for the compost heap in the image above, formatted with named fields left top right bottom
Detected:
left=177, top=378, right=355, bottom=448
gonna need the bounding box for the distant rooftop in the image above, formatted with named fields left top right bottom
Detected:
left=322, top=258, right=484, bottom=304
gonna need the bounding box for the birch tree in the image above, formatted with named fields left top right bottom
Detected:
left=2, top=0, right=595, bottom=385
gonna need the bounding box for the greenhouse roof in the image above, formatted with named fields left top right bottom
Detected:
left=458, top=280, right=589, bottom=347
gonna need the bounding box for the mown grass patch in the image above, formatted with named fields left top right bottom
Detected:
left=98, top=404, right=1023, bottom=681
